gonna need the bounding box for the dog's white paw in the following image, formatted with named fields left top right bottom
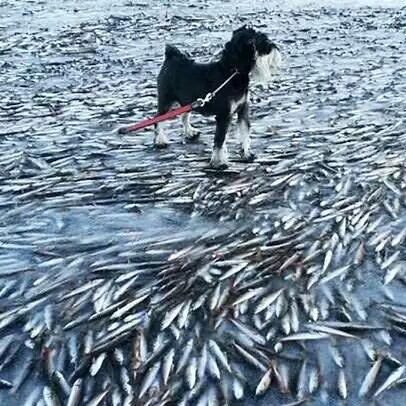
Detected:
left=240, top=148, right=256, bottom=162
left=185, top=125, right=201, bottom=141
left=210, top=146, right=229, bottom=169
left=154, top=129, right=169, bottom=148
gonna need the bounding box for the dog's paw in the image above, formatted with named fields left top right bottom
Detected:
left=184, top=127, right=201, bottom=142
left=240, top=150, right=256, bottom=162
left=210, top=147, right=229, bottom=169
left=154, top=131, right=169, bottom=148
left=154, top=142, right=169, bottom=149
left=185, top=131, right=201, bottom=143
left=210, top=161, right=229, bottom=170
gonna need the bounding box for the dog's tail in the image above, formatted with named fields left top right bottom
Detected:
left=165, top=44, right=187, bottom=61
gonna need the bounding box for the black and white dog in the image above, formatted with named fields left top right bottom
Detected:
left=155, top=26, right=281, bottom=169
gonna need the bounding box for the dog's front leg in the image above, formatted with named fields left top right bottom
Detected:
left=182, top=112, right=200, bottom=141
left=210, top=114, right=230, bottom=169
left=237, top=102, right=256, bottom=162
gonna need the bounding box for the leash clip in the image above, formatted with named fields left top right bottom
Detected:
left=194, top=92, right=213, bottom=108
left=203, top=92, right=213, bottom=103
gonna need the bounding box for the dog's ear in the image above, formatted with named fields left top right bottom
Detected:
left=232, top=25, right=247, bottom=36
left=233, top=25, right=257, bottom=37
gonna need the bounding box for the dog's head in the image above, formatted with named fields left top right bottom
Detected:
left=223, top=26, right=281, bottom=82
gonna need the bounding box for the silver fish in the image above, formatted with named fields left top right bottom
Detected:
left=255, top=288, right=285, bottom=314
left=374, top=365, right=406, bottom=397
left=138, top=361, right=161, bottom=399
left=338, top=369, right=347, bottom=399
left=255, top=369, right=272, bottom=396
left=359, top=355, right=383, bottom=397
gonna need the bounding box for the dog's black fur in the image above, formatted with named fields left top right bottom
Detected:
left=154, top=26, right=280, bottom=168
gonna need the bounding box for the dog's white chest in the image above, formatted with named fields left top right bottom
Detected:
left=230, top=94, right=248, bottom=114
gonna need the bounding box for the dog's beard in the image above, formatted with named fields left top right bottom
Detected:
left=251, top=48, right=281, bottom=83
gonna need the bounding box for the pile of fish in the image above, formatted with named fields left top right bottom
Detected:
left=1, top=0, right=406, bottom=405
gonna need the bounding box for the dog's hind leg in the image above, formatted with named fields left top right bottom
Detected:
left=154, top=91, right=172, bottom=148
left=154, top=122, right=169, bottom=148
left=181, top=112, right=200, bottom=142
left=210, top=114, right=231, bottom=169
left=237, top=102, right=256, bottom=162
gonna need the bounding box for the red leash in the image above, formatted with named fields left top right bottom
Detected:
left=118, top=70, right=239, bottom=134
left=118, top=104, right=193, bottom=134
